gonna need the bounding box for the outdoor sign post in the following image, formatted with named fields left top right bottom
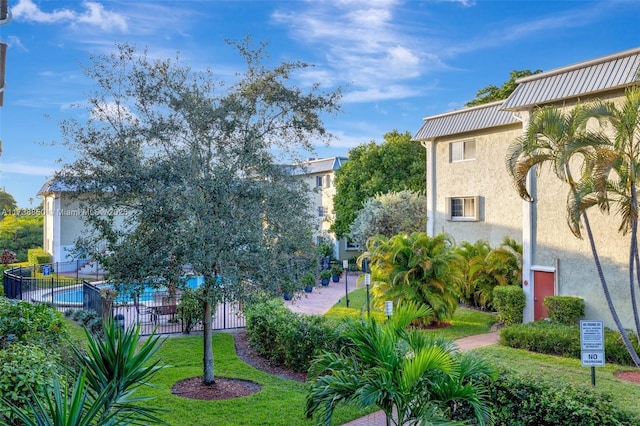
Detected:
left=580, top=320, right=605, bottom=386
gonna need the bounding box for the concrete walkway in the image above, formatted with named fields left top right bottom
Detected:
left=284, top=272, right=500, bottom=426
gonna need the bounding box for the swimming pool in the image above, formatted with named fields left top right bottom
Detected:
left=51, top=276, right=205, bottom=305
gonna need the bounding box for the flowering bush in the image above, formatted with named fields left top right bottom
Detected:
left=0, top=249, right=16, bottom=266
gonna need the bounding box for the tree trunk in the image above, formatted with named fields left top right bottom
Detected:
left=583, top=211, right=640, bottom=366
left=203, top=300, right=215, bottom=384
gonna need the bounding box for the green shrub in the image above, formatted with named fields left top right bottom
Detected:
left=81, top=309, right=98, bottom=326
left=500, top=321, right=640, bottom=366
left=0, top=343, right=60, bottom=425
left=245, top=298, right=344, bottom=372
left=500, top=321, right=580, bottom=358
left=26, top=248, right=51, bottom=266
left=177, top=290, right=204, bottom=334
left=478, top=369, right=636, bottom=425
left=493, top=285, right=525, bottom=325
left=72, top=309, right=87, bottom=321
left=63, top=308, right=75, bottom=317
left=604, top=329, right=640, bottom=366
left=542, top=296, right=584, bottom=325
left=0, top=299, right=67, bottom=346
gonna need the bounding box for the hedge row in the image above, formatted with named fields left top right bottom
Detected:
left=500, top=320, right=640, bottom=366
left=475, top=370, right=636, bottom=425
left=244, top=298, right=345, bottom=372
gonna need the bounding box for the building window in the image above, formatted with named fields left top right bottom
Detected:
left=446, top=196, right=480, bottom=221
left=450, top=140, right=476, bottom=162
left=318, top=206, right=328, bottom=217
left=316, top=176, right=323, bottom=187
left=346, top=240, right=360, bottom=251
left=324, top=175, right=331, bottom=188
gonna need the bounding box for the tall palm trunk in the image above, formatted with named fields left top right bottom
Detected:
left=630, top=180, right=640, bottom=336
left=583, top=210, right=640, bottom=366
left=567, top=160, right=640, bottom=366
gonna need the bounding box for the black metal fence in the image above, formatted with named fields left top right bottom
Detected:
left=2, top=266, right=246, bottom=335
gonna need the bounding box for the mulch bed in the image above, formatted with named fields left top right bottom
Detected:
left=170, top=330, right=306, bottom=401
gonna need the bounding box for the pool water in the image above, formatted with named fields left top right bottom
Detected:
left=52, top=276, right=205, bottom=305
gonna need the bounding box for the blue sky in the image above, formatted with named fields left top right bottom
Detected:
left=0, top=0, right=639, bottom=207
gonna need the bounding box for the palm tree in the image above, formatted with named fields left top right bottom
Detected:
left=456, top=237, right=522, bottom=310
left=366, top=232, right=463, bottom=326
left=505, top=100, right=640, bottom=366
left=582, top=87, right=640, bottom=337
left=305, top=302, right=495, bottom=426
left=455, top=240, right=492, bottom=308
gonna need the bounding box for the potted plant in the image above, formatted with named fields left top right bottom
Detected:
left=331, top=264, right=343, bottom=282
left=319, top=269, right=332, bottom=286
left=302, top=272, right=315, bottom=293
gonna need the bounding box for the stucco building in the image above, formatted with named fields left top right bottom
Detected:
left=414, top=47, right=640, bottom=329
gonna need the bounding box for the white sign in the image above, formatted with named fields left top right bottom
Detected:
left=580, top=320, right=605, bottom=367
left=582, top=351, right=605, bottom=366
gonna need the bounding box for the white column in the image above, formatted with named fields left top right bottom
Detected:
left=520, top=110, right=535, bottom=323
left=423, top=140, right=436, bottom=237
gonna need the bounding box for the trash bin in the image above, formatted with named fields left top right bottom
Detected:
left=42, top=264, right=50, bottom=276
left=114, top=313, right=125, bottom=332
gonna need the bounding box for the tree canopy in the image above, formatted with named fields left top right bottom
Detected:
left=0, top=214, right=42, bottom=262
left=348, top=190, right=426, bottom=248
left=0, top=190, right=17, bottom=217
left=330, top=130, right=425, bottom=239
left=55, top=39, right=342, bottom=383
left=466, top=69, right=542, bottom=107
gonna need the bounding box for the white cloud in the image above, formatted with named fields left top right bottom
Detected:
left=2, top=163, right=56, bottom=176
left=12, top=0, right=127, bottom=32
left=91, top=102, right=136, bottom=123
left=272, top=0, right=432, bottom=103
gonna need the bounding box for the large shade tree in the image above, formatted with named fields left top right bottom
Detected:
left=505, top=90, right=640, bottom=366
left=55, top=39, right=342, bottom=384
left=0, top=190, right=17, bottom=217
left=330, top=130, right=425, bottom=239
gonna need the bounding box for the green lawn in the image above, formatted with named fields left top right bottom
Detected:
left=136, top=333, right=374, bottom=426
left=63, top=296, right=640, bottom=424
left=326, top=287, right=499, bottom=340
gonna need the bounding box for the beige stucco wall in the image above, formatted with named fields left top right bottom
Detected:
left=431, top=123, right=523, bottom=247
left=530, top=90, right=636, bottom=328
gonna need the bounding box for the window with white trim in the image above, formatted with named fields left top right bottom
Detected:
left=450, top=140, right=476, bottom=162
left=316, top=176, right=323, bottom=187
left=446, top=196, right=480, bottom=221
left=317, top=206, right=328, bottom=217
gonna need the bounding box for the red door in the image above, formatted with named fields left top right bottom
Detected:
left=533, top=270, right=555, bottom=320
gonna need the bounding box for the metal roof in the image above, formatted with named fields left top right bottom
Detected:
left=413, top=101, right=519, bottom=141
left=289, top=156, right=348, bottom=176
left=502, top=47, right=640, bottom=111
left=37, top=178, right=74, bottom=196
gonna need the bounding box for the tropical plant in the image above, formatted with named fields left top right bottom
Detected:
left=455, top=237, right=522, bottom=310
left=70, top=320, right=167, bottom=424
left=3, top=320, right=167, bottom=425
left=305, top=302, right=495, bottom=426
left=505, top=92, right=640, bottom=366
left=364, top=232, right=463, bottom=326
